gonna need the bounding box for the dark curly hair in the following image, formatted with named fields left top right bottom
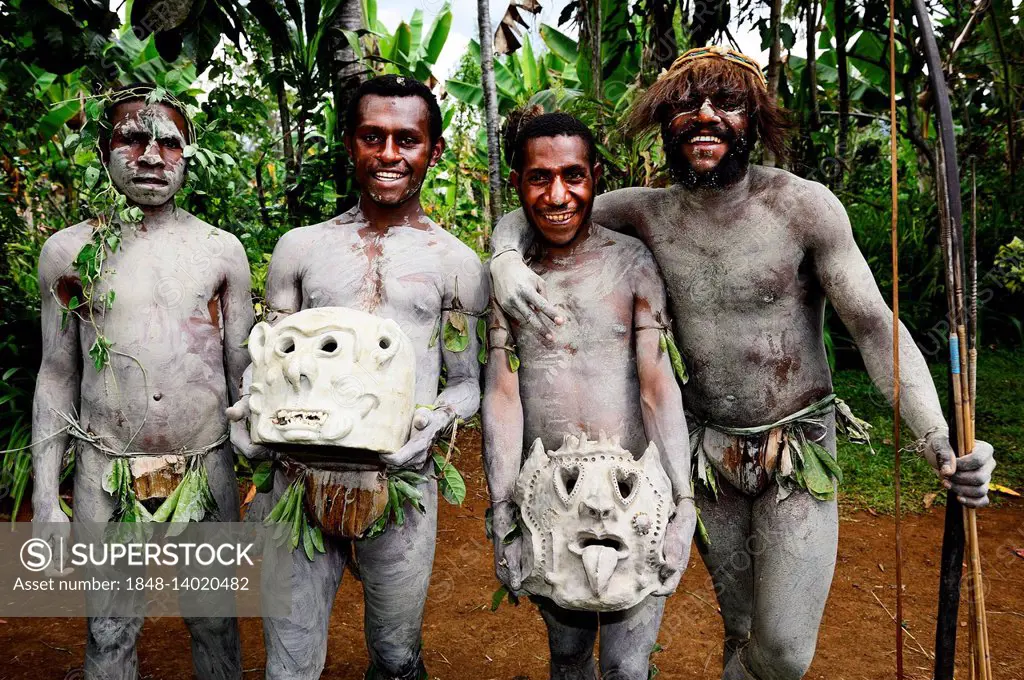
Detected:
left=345, top=74, right=443, bottom=142
left=504, top=110, right=598, bottom=171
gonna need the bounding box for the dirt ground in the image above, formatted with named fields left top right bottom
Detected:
left=2, top=428, right=1023, bottom=680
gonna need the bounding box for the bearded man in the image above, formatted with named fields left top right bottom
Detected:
left=488, top=47, right=996, bottom=680
left=32, top=85, right=252, bottom=679
left=228, top=74, right=488, bottom=680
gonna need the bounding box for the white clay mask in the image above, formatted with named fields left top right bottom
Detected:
left=515, top=433, right=674, bottom=612
left=247, top=307, right=416, bottom=453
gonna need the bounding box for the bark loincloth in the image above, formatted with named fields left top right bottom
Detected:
left=282, top=459, right=390, bottom=540
left=58, top=410, right=227, bottom=521
left=689, top=394, right=872, bottom=502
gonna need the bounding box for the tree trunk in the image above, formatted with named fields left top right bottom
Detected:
left=477, top=0, right=502, bottom=236
left=649, top=0, right=677, bottom=75
left=329, top=0, right=365, bottom=214
left=579, top=0, right=602, bottom=99
left=834, top=0, right=849, bottom=187
left=800, top=0, right=820, bottom=174
left=806, top=0, right=819, bottom=130
left=272, top=50, right=300, bottom=226
left=763, top=0, right=784, bottom=167
left=988, top=7, right=1016, bottom=197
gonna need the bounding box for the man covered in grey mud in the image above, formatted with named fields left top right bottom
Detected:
left=227, top=75, right=487, bottom=680
left=32, top=84, right=252, bottom=679
left=489, top=48, right=997, bottom=680
left=482, top=112, right=696, bottom=680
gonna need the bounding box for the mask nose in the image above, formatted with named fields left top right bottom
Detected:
left=284, top=353, right=319, bottom=391
left=579, top=494, right=614, bottom=520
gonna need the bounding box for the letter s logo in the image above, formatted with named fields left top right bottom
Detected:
left=21, top=538, right=53, bottom=572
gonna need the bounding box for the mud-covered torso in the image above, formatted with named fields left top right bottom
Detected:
left=278, top=210, right=476, bottom=408
left=54, top=215, right=236, bottom=452
left=511, top=226, right=651, bottom=457
left=641, top=169, right=834, bottom=430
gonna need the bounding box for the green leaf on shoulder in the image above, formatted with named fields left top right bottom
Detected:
left=428, top=319, right=440, bottom=348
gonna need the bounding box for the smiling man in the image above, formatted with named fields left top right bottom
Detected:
left=482, top=112, right=695, bottom=680
left=32, top=84, right=252, bottom=679
left=229, top=75, right=487, bottom=680
left=488, top=49, right=996, bottom=680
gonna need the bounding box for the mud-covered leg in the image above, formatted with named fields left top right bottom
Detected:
left=205, top=444, right=241, bottom=522
left=695, top=475, right=755, bottom=671
left=73, top=443, right=146, bottom=680
left=725, top=424, right=839, bottom=680
left=597, top=595, right=666, bottom=680
left=181, top=447, right=243, bottom=680
left=263, top=471, right=348, bottom=680
left=183, top=616, right=242, bottom=680
left=533, top=597, right=598, bottom=680
left=355, top=473, right=437, bottom=680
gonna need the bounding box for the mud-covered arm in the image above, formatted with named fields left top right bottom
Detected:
left=435, top=253, right=489, bottom=422
left=809, top=185, right=944, bottom=440
left=226, top=232, right=295, bottom=460
left=808, top=183, right=994, bottom=505
left=490, top=189, right=652, bottom=330
left=481, top=304, right=523, bottom=505
left=32, top=236, right=81, bottom=514
left=381, top=251, right=489, bottom=469
left=264, top=231, right=304, bottom=324
left=633, top=250, right=695, bottom=586
left=481, top=303, right=526, bottom=590
left=632, top=250, right=691, bottom=502
left=221, top=237, right=254, bottom=404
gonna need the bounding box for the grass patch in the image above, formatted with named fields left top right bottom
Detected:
left=835, top=349, right=1023, bottom=513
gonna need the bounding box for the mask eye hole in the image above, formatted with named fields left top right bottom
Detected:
left=276, top=337, right=296, bottom=355
left=553, top=464, right=582, bottom=506
left=319, top=336, right=339, bottom=354
left=615, top=468, right=639, bottom=505
left=561, top=467, right=579, bottom=495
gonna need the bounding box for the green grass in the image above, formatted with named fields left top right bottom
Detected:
left=835, top=349, right=1024, bottom=513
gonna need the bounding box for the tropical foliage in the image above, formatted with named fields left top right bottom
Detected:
left=0, top=0, right=1021, bottom=516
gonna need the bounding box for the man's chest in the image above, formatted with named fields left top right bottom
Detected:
left=84, top=236, right=226, bottom=317
left=518, top=265, right=635, bottom=355
left=299, top=234, right=447, bottom=321
left=646, top=219, right=810, bottom=312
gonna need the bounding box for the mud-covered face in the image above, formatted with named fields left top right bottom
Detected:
left=514, top=433, right=673, bottom=612
left=247, top=307, right=416, bottom=453
left=346, top=94, right=443, bottom=208
left=104, top=101, right=188, bottom=206
left=663, top=90, right=752, bottom=188
left=511, top=135, right=601, bottom=247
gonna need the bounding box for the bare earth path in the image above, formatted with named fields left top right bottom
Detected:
left=2, top=428, right=1022, bottom=680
